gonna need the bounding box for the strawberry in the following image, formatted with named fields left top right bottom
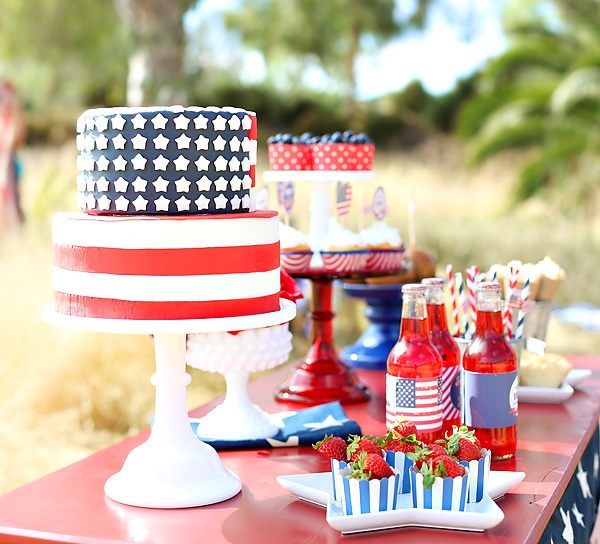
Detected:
left=391, top=415, right=418, bottom=439
left=383, top=438, right=403, bottom=452
left=408, top=443, right=446, bottom=469
left=349, top=451, right=394, bottom=480
left=313, top=435, right=347, bottom=462
left=384, top=432, right=422, bottom=454
left=430, top=455, right=466, bottom=479
left=427, top=442, right=448, bottom=458
left=445, top=425, right=484, bottom=462
left=347, top=435, right=383, bottom=461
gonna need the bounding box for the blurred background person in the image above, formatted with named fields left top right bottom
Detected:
left=0, top=77, right=26, bottom=235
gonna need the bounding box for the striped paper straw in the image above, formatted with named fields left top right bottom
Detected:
left=455, top=272, right=469, bottom=338
left=465, top=267, right=477, bottom=337
left=504, top=265, right=520, bottom=339
left=446, top=264, right=460, bottom=337
left=515, top=274, right=530, bottom=340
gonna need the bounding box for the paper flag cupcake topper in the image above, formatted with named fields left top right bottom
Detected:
left=372, top=186, right=387, bottom=221
left=256, top=186, right=270, bottom=211
left=336, top=181, right=353, bottom=217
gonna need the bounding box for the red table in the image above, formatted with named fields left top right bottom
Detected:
left=0, top=355, right=598, bottom=543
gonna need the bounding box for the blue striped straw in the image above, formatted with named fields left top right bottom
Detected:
left=455, top=272, right=469, bottom=338
left=515, top=274, right=530, bottom=340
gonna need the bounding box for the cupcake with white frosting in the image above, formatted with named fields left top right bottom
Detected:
left=360, top=222, right=405, bottom=273
left=279, top=222, right=313, bottom=273
left=320, top=219, right=368, bottom=274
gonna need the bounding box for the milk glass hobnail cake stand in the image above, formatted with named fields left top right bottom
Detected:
left=186, top=324, right=293, bottom=440
left=41, top=299, right=296, bottom=509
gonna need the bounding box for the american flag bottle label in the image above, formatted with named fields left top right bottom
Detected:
left=462, top=370, right=518, bottom=428
left=385, top=374, right=443, bottom=433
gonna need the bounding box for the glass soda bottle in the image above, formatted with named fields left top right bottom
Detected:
left=422, top=278, right=461, bottom=435
left=462, top=282, right=518, bottom=459
left=386, top=284, right=443, bottom=444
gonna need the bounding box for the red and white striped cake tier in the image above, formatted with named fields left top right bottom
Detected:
left=52, top=210, right=281, bottom=320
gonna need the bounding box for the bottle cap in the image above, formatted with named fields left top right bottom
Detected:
left=402, top=283, right=426, bottom=294
left=421, top=277, right=445, bottom=287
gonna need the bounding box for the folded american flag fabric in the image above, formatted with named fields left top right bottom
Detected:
left=190, top=401, right=361, bottom=450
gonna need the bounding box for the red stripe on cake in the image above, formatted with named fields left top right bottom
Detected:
left=53, top=242, right=280, bottom=276
left=249, top=113, right=257, bottom=140
left=250, top=164, right=256, bottom=188
left=53, top=292, right=280, bottom=320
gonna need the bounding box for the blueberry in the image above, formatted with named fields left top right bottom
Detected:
left=342, top=130, right=354, bottom=142
left=281, top=133, right=293, bottom=144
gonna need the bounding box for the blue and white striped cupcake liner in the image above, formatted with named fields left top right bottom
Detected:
left=339, top=466, right=402, bottom=515
left=410, top=467, right=470, bottom=511
left=459, top=449, right=491, bottom=503
left=384, top=450, right=411, bottom=493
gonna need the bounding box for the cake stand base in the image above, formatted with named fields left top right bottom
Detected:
left=339, top=282, right=404, bottom=371
left=193, top=373, right=280, bottom=440
left=104, top=432, right=242, bottom=508
left=42, top=300, right=296, bottom=508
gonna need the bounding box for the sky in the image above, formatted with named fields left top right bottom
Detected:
left=187, top=0, right=507, bottom=99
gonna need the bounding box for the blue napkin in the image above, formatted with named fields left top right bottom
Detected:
left=190, top=401, right=361, bottom=450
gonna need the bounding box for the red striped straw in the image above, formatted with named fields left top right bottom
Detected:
left=504, top=265, right=520, bottom=339
left=465, top=267, right=477, bottom=335
left=446, top=264, right=460, bottom=336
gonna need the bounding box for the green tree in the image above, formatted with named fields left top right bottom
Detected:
left=221, top=0, right=402, bottom=118
left=456, top=0, right=600, bottom=213
left=0, top=0, right=129, bottom=110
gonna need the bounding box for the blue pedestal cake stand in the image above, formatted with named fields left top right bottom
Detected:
left=339, top=282, right=404, bottom=371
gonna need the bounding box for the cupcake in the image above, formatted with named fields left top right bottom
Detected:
left=360, top=221, right=405, bottom=273
left=267, top=133, right=313, bottom=171
left=320, top=219, right=368, bottom=274
left=519, top=350, right=573, bottom=388
left=536, top=256, right=565, bottom=301
left=279, top=222, right=313, bottom=273
left=311, top=131, right=356, bottom=171
left=353, top=132, right=375, bottom=170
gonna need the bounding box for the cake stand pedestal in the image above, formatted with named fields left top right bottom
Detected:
left=186, top=323, right=293, bottom=440
left=339, top=282, right=404, bottom=371
left=41, top=300, right=295, bottom=509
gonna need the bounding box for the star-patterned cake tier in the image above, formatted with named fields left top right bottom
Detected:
left=76, top=106, right=257, bottom=215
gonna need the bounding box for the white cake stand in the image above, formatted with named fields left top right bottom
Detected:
left=41, top=299, right=296, bottom=509
left=186, top=323, right=293, bottom=440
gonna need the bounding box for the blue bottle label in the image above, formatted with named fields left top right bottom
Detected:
left=462, top=370, right=518, bottom=428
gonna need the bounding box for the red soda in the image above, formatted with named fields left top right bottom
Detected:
left=422, top=278, right=461, bottom=435
left=386, top=284, right=443, bottom=444
left=462, top=282, right=518, bottom=459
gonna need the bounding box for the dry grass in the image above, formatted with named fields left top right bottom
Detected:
left=0, top=137, right=598, bottom=495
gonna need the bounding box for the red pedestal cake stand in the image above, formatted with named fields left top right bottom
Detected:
left=264, top=169, right=403, bottom=405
